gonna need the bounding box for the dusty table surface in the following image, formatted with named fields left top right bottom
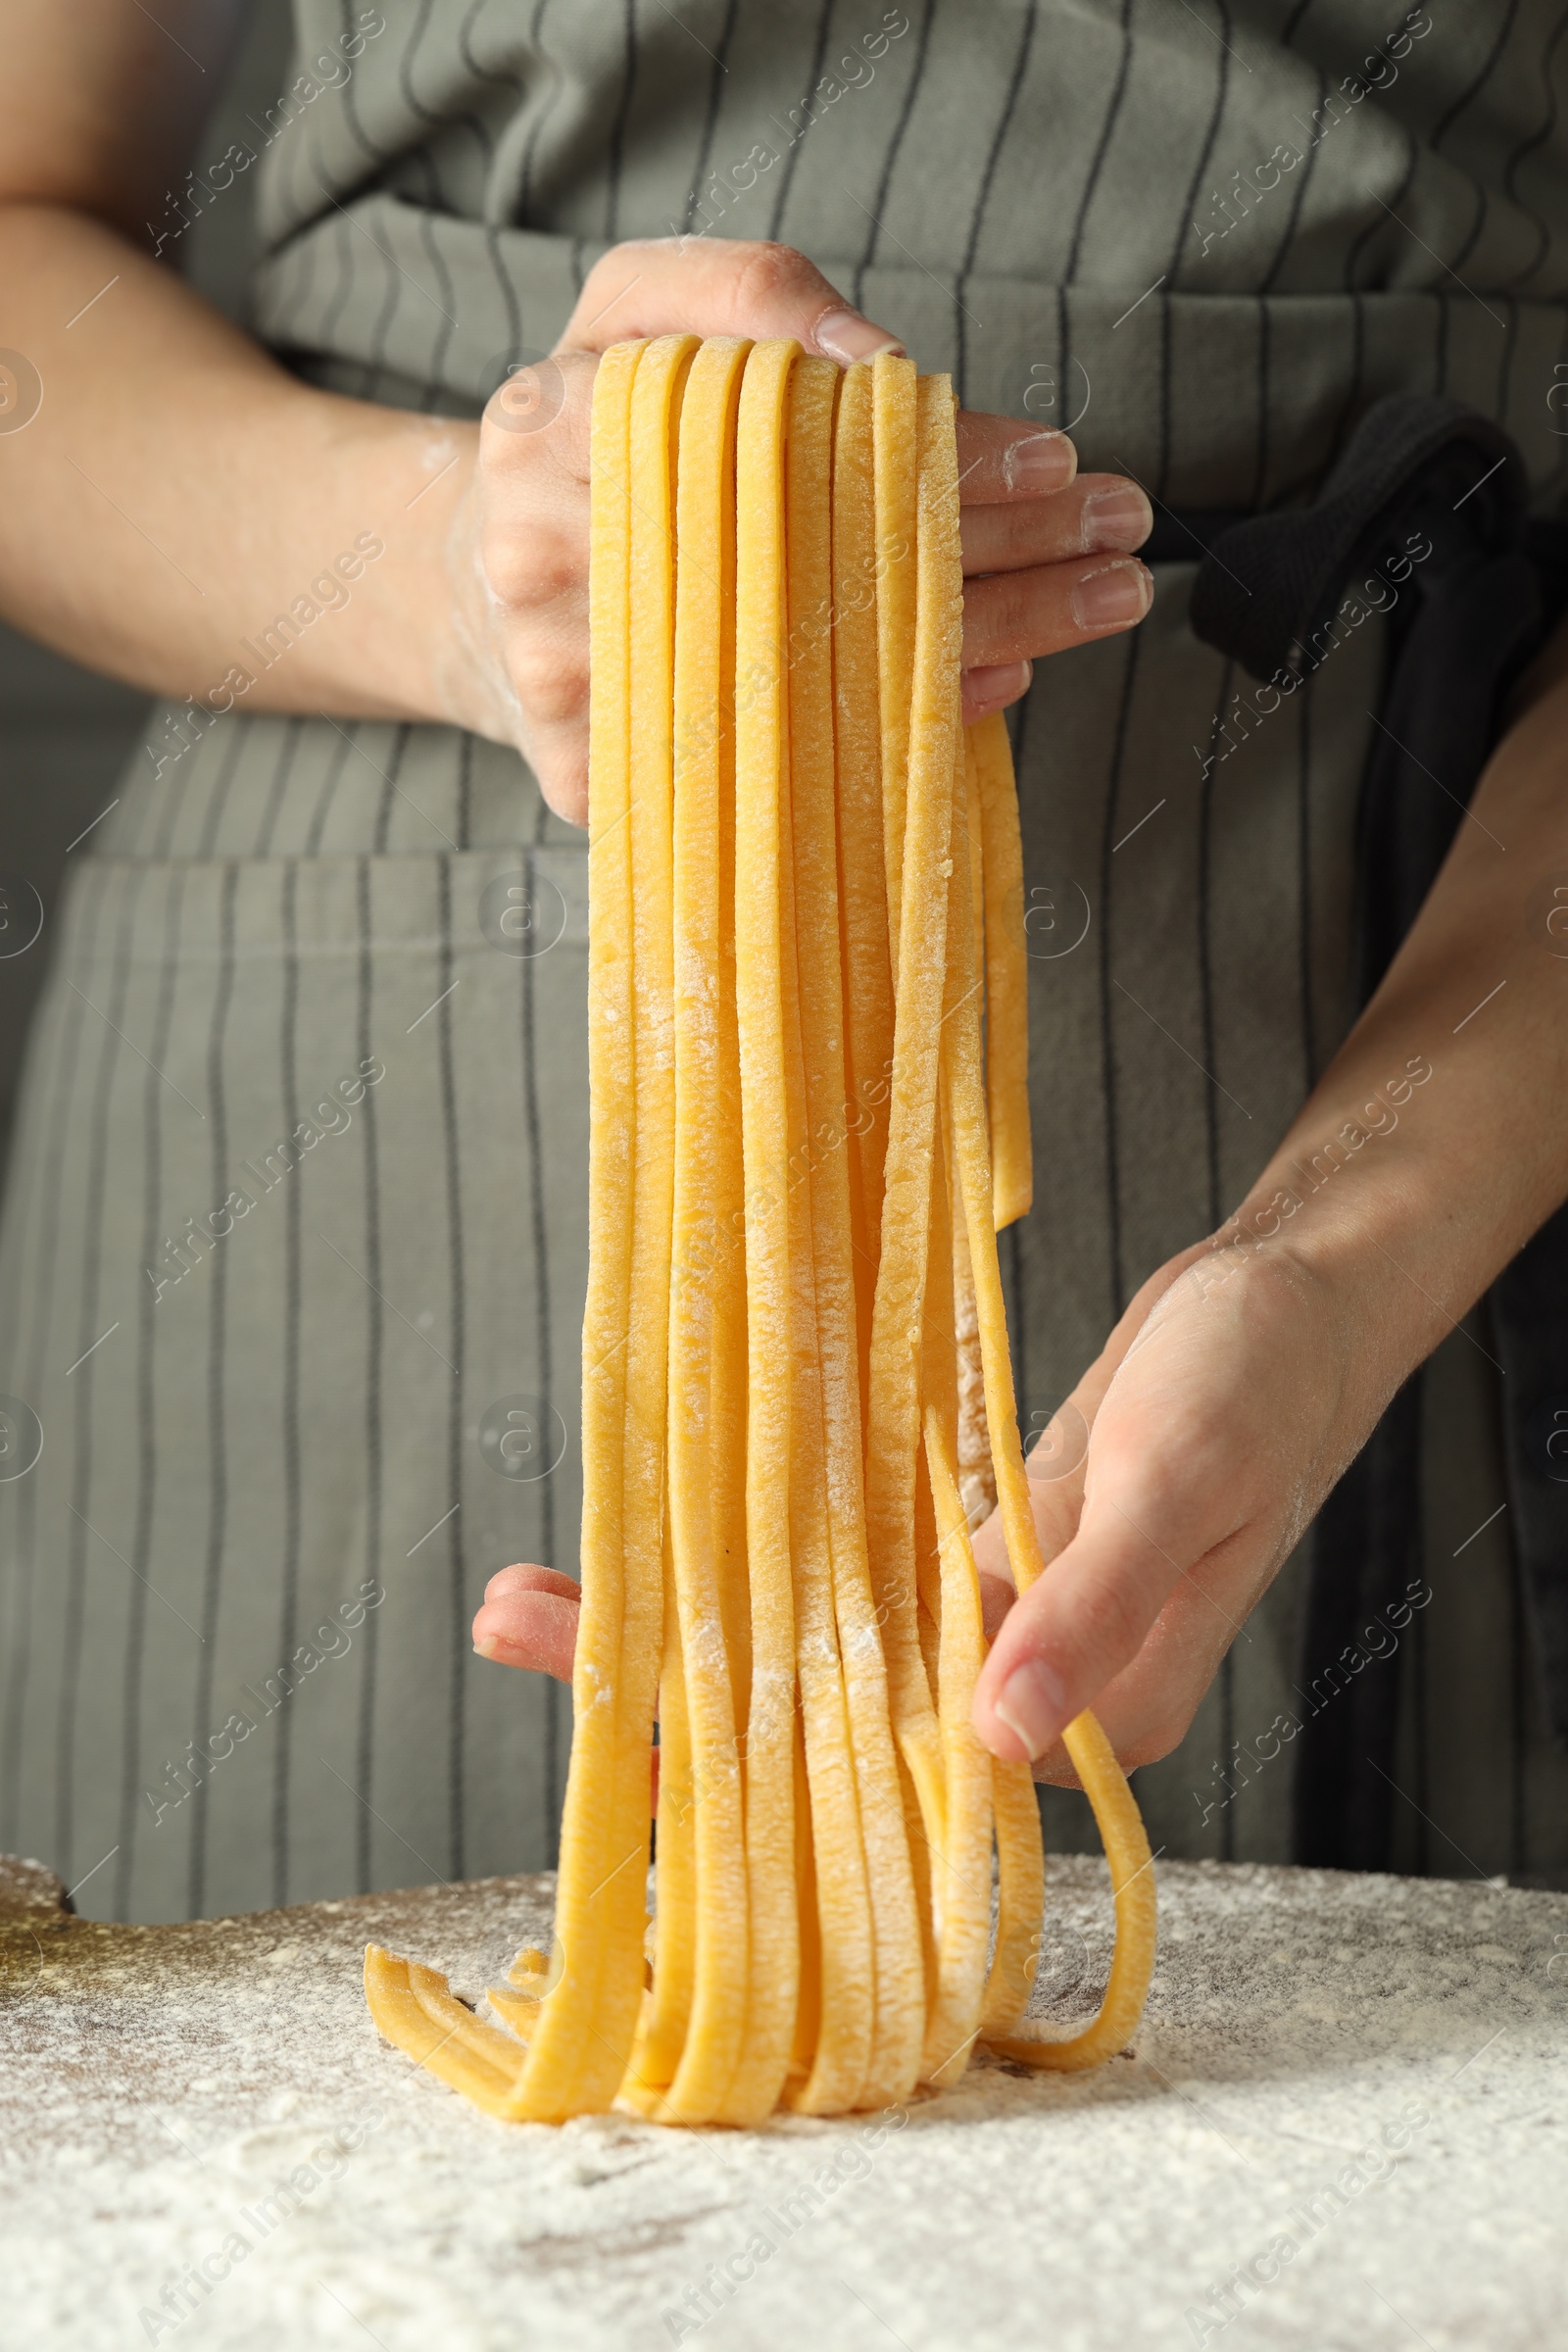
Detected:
left=2, top=1850, right=1564, bottom=2352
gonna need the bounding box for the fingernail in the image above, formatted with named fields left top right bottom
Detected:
left=1081, top=485, right=1152, bottom=552
left=1003, top=431, right=1075, bottom=493
left=1070, top=559, right=1152, bottom=633
left=473, top=1633, right=499, bottom=1661
left=814, top=307, right=905, bottom=366
left=994, top=1657, right=1068, bottom=1759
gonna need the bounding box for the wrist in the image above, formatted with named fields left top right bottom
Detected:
left=431, top=457, right=529, bottom=750
left=237, top=397, right=488, bottom=737
left=341, top=408, right=486, bottom=731
left=1210, top=1081, right=1457, bottom=1426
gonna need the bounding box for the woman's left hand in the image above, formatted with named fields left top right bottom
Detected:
left=974, top=655, right=1568, bottom=1779
left=968, top=1235, right=1380, bottom=1783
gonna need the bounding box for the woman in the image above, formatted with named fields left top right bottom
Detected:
left=2, top=0, right=1565, bottom=1923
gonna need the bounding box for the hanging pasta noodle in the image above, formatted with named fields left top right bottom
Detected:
left=364, top=338, right=1157, bottom=2121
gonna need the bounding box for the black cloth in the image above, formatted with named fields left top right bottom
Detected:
left=1150, top=395, right=1568, bottom=1867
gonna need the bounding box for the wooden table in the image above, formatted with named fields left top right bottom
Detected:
left=4, top=1850, right=1564, bottom=2350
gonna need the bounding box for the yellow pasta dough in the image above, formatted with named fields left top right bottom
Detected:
left=363, top=336, right=1157, bottom=2122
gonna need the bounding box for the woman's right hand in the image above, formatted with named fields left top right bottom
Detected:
left=0, top=10, right=1149, bottom=813
left=441, top=237, right=1153, bottom=826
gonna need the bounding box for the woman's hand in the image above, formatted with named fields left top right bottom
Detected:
left=478, top=664, right=1568, bottom=1790
left=470, top=1229, right=1381, bottom=1780
left=443, top=237, right=1152, bottom=823
left=976, top=657, right=1568, bottom=1782
left=0, top=144, right=1150, bottom=819
left=968, top=1238, right=1376, bottom=1784
left=473, top=1563, right=579, bottom=1681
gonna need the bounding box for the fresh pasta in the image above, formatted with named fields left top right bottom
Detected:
left=364, top=337, right=1157, bottom=2121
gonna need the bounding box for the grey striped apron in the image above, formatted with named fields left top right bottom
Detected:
left=5, top=0, right=1568, bottom=1920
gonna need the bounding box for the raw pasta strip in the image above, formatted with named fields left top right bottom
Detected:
left=921, top=1422, right=995, bottom=2086
left=832, top=1395, right=926, bottom=2107
left=658, top=334, right=753, bottom=2126
left=486, top=1982, right=541, bottom=2039
left=789, top=1711, right=820, bottom=2085
left=969, top=710, right=1032, bottom=1230
left=952, top=727, right=989, bottom=1534
left=635, top=1546, right=695, bottom=2094
left=985, top=1709, right=1157, bottom=2073
left=724, top=338, right=802, bottom=2125
left=963, top=726, right=987, bottom=992
left=945, top=749, right=1040, bottom=2038
left=831, top=359, right=895, bottom=1405
left=916, top=1077, right=993, bottom=2090
left=950, top=1091, right=995, bottom=1526
left=776, top=353, right=875, bottom=2115
left=592, top=332, right=699, bottom=2114
left=364, top=1947, right=521, bottom=2119
left=939, top=657, right=1158, bottom=2073
left=829, top=357, right=925, bottom=2107
left=873, top=351, right=919, bottom=963
left=983, top=1753, right=1047, bottom=2037
left=787, top=354, right=927, bottom=2110
left=912, top=1445, right=944, bottom=1747
left=483, top=1946, right=552, bottom=2042
left=862, top=369, right=963, bottom=1903
left=470, top=334, right=645, bottom=2122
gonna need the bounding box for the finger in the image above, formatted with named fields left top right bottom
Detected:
left=484, top=1563, right=581, bottom=1604
left=972, top=1241, right=1210, bottom=1589
left=503, top=593, right=591, bottom=824
left=970, top=1238, right=1222, bottom=1759
left=473, top=1580, right=579, bottom=1684
left=975, top=1341, right=1260, bottom=1767
left=960, top=659, right=1031, bottom=721
left=480, top=346, right=597, bottom=485
left=526, top=721, right=589, bottom=829
left=960, top=473, right=1152, bottom=574
left=559, top=237, right=904, bottom=365
left=961, top=555, right=1152, bottom=666
left=956, top=413, right=1077, bottom=500
left=472, top=1592, right=578, bottom=1680
left=1027, top=1555, right=1246, bottom=1787
left=972, top=1494, right=1187, bottom=1764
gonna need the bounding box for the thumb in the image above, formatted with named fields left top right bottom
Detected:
left=559, top=236, right=905, bottom=366
left=972, top=1487, right=1186, bottom=1765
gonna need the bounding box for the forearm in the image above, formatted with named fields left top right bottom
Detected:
left=973, top=678, right=1568, bottom=1772
left=1217, top=667, right=1568, bottom=1410
left=0, top=202, right=472, bottom=727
